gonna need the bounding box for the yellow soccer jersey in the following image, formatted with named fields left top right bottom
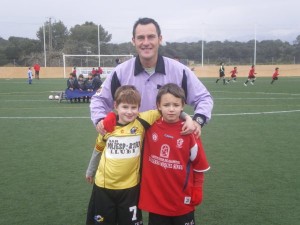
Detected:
left=95, top=110, right=161, bottom=190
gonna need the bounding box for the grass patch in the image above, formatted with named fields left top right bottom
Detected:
left=0, top=77, right=299, bottom=225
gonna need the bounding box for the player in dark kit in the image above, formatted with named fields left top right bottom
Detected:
left=216, top=62, right=227, bottom=84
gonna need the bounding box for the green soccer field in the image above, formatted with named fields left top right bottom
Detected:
left=0, top=77, right=299, bottom=225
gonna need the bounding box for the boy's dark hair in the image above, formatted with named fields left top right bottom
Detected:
left=156, top=83, right=186, bottom=106
left=132, top=17, right=161, bottom=37
left=114, top=85, right=141, bottom=107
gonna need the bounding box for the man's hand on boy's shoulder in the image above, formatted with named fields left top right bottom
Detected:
left=180, top=118, right=201, bottom=137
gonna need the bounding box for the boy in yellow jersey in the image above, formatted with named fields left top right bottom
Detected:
left=85, top=85, right=193, bottom=225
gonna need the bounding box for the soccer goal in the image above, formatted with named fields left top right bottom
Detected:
left=62, top=54, right=134, bottom=78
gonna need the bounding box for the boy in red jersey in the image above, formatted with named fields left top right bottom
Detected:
left=271, top=67, right=280, bottom=84
left=139, top=83, right=210, bottom=225
left=244, top=65, right=257, bottom=86
left=227, top=66, right=238, bottom=83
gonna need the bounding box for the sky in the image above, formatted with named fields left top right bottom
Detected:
left=0, top=0, right=299, bottom=44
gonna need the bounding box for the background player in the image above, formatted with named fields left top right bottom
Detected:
left=227, top=66, right=238, bottom=83
left=271, top=67, right=280, bottom=84
left=244, top=65, right=257, bottom=86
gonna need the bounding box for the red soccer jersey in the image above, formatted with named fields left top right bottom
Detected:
left=33, top=63, right=40, bottom=71
left=230, top=68, right=237, bottom=77
left=272, top=70, right=279, bottom=78
left=139, top=118, right=210, bottom=216
left=248, top=67, right=256, bottom=78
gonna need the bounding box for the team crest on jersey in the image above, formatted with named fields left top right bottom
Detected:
left=176, top=138, right=184, bottom=148
left=160, top=144, right=170, bottom=158
left=94, top=214, right=104, bottom=222
left=130, top=126, right=138, bottom=134
left=152, top=132, right=158, bottom=142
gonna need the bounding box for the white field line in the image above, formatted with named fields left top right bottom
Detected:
left=0, top=116, right=90, bottom=119
left=1, top=96, right=299, bottom=102
left=215, top=97, right=300, bottom=100
left=0, top=110, right=300, bottom=119
left=212, top=91, right=300, bottom=96
left=213, top=109, right=300, bottom=116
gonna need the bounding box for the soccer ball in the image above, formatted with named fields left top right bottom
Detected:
left=54, top=95, right=59, bottom=100
left=48, top=95, right=54, bottom=100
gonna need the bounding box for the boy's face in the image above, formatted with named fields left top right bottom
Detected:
left=114, top=102, right=139, bottom=125
left=157, top=93, right=183, bottom=123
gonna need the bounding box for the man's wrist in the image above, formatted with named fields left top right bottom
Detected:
left=96, top=118, right=104, bottom=126
left=193, top=114, right=206, bottom=127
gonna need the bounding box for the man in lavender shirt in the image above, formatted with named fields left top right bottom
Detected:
left=90, top=17, right=213, bottom=135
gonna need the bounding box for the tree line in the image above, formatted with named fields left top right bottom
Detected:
left=1, top=20, right=300, bottom=67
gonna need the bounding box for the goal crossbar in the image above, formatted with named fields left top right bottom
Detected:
left=62, top=54, right=134, bottom=78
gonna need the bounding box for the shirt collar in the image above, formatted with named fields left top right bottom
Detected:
left=134, top=55, right=166, bottom=76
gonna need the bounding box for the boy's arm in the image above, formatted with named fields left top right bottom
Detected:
left=102, top=111, right=194, bottom=134
left=86, top=149, right=102, bottom=184
left=191, top=172, right=204, bottom=206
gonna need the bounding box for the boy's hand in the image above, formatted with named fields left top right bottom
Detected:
left=191, top=186, right=203, bottom=206
left=86, top=176, right=94, bottom=184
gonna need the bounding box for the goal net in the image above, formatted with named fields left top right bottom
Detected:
left=62, top=54, right=134, bottom=78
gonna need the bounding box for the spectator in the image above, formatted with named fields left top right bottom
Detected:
left=72, top=66, right=77, bottom=76
left=115, top=58, right=121, bottom=65
left=85, top=73, right=94, bottom=103
left=92, top=74, right=102, bottom=91
left=91, top=68, right=96, bottom=76
left=95, top=66, right=103, bottom=79
left=67, top=73, right=77, bottom=103
left=77, top=74, right=86, bottom=102
left=33, top=62, right=40, bottom=80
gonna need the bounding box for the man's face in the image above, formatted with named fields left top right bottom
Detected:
left=132, top=23, right=162, bottom=63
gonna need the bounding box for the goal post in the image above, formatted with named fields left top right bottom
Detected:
left=62, top=54, right=134, bottom=78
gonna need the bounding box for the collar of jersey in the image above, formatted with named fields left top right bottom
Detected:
left=134, top=55, right=166, bottom=76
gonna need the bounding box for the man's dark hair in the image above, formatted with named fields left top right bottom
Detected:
left=132, top=17, right=161, bottom=37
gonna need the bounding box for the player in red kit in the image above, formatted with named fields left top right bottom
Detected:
left=271, top=67, right=280, bottom=84
left=227, top=66, right=238, bottom=83
left=244, top=65, right=257, bottom=86
left=139, top=83, right=210, bottom=225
